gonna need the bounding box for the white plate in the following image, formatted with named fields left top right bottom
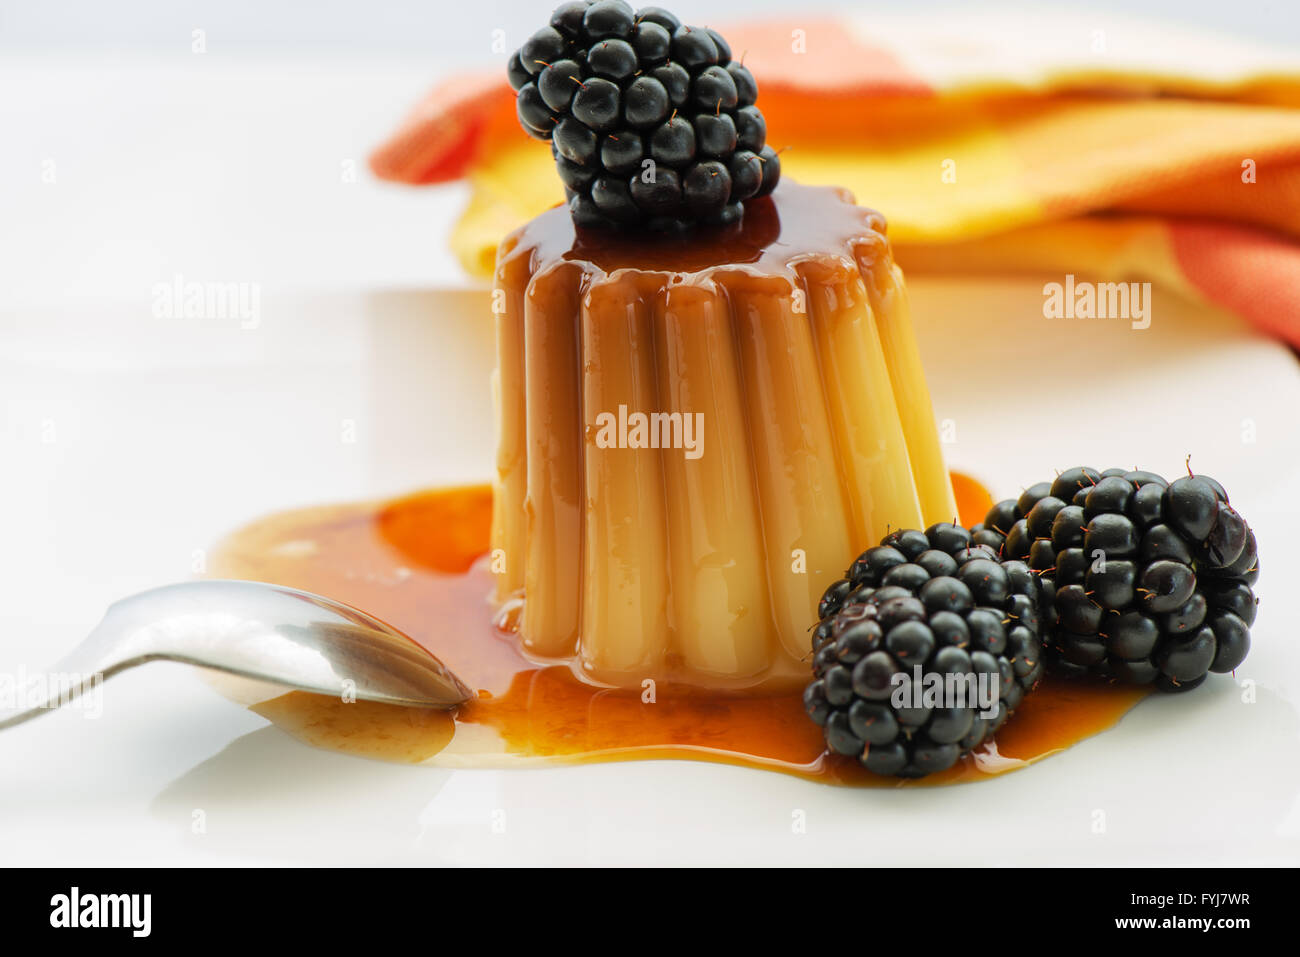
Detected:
left=2, top=278, right=1298, bottom=866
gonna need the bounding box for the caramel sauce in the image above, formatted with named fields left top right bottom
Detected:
left=210, top=474, right=1148, bottom=786
left=511, top=181, right=860, bottom=277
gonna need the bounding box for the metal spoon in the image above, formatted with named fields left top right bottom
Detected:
left=0, top=579, right=473, bottom=730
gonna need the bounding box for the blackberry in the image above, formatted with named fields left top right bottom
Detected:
left=804, top=524, right=1045, bottom=778
left=508, top=1, right=779, bottom=231
left=977, top=464, right=1258, bottom=692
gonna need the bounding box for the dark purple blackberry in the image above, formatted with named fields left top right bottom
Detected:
left=976, top=464, right=1258, bottom=692
left=509, top=2, right=780, bottom=231
left=804, top=523, right=1045, bottom=779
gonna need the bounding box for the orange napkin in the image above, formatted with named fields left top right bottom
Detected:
left=371, top=10, right=1300, bottom=347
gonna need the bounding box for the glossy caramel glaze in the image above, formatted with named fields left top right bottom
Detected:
left=491, top=181, right=961, bottom=686
left=211, top=478, right=1149, bottom=786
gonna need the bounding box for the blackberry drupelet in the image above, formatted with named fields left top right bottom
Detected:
left=803, top=524, right=1045, bottom=778
left=509, top=1, right=780, bottom=230
left=976, top=465, right=1258, bottom=692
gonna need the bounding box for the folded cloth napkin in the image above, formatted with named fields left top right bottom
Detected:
left=370, top=9, right=1300, bottom=347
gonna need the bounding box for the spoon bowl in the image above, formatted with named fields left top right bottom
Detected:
left=0, top=579, right=473, bottom=730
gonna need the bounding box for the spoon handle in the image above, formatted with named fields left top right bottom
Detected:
left=0, top=642, right=137, bottom=729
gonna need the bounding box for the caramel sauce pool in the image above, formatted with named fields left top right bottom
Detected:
left=210, top=475, right=1148, bottom=786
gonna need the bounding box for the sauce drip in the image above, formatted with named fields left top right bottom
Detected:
left=210, top=476, right=1148, bottom=785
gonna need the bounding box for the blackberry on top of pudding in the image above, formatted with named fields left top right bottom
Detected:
left=491, top=2, right=958, bottom=688
left=509, top=1, right=779, bottom=230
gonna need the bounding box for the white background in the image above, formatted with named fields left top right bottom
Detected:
left=2, top=1, right=1299, bottom=865
left=4, top=0, right=1299, bottom=52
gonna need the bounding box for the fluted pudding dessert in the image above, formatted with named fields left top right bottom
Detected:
left=489, top=180, right=957, bottom=687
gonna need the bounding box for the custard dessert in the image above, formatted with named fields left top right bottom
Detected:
left=202, top=3, right=1256, bottom=784
left=489, top=181, right=957, bottom=687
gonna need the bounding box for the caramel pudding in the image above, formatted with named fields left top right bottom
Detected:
left=200, top=2, right=1164, bottom=782
left=202, top=194, right=1150, bottom=783
left=491, top=181, right=959, bottom=688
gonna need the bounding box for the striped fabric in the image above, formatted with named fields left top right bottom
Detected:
left=370, top=10, right=1300, bottom=347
